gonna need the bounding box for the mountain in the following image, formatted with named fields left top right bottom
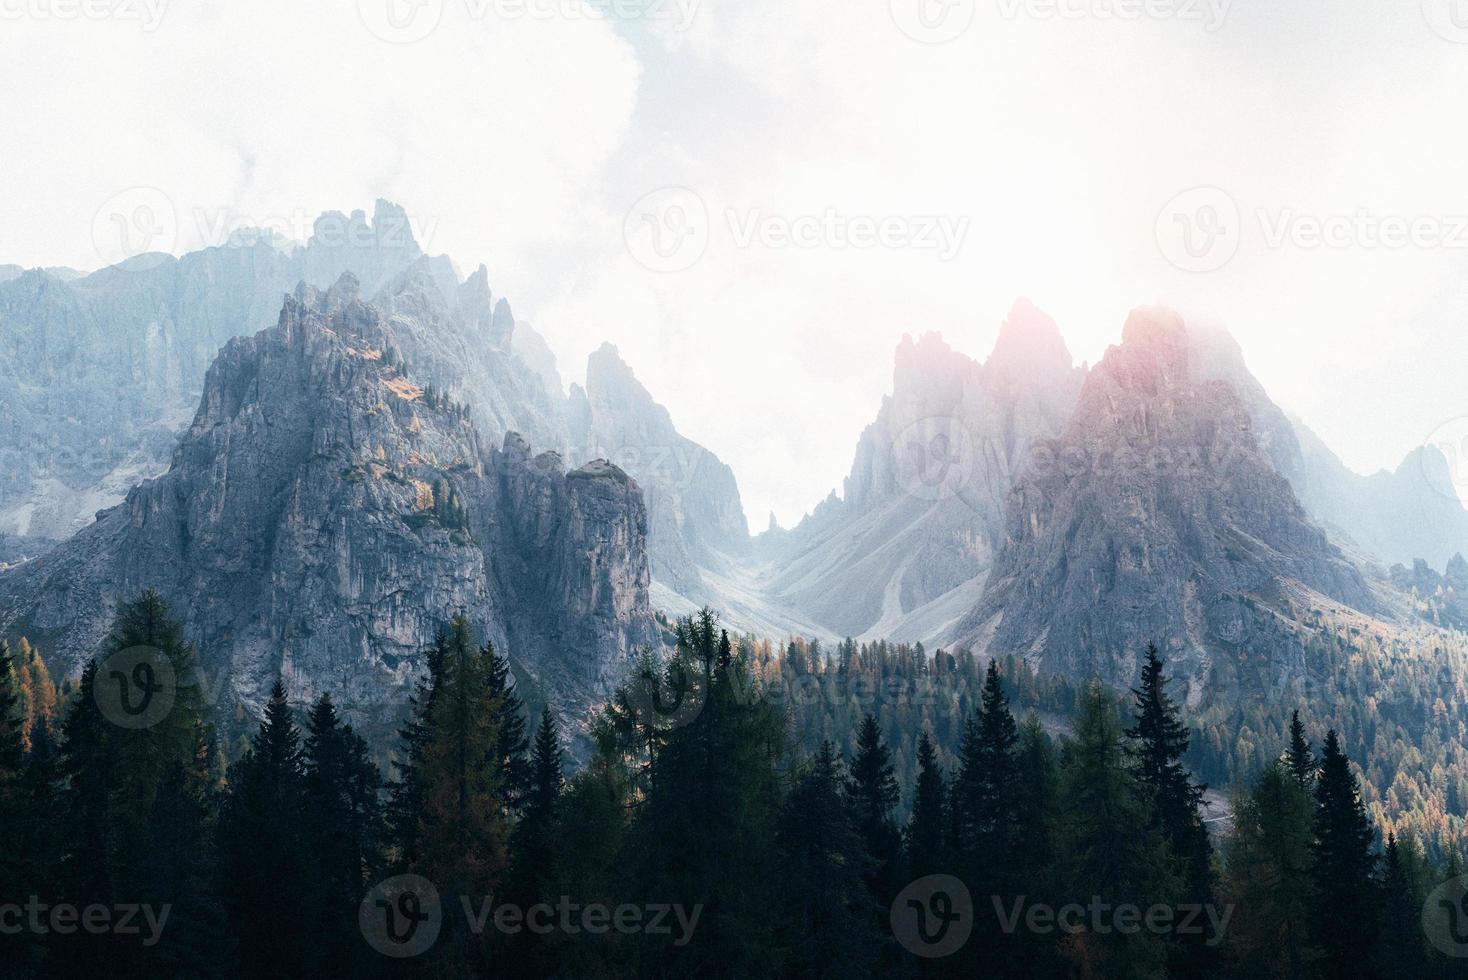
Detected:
left=949, top=308, right=1383, bottom=698
left=0, top=199, right=754, bottom=638
left=0, top=201, right=430, bottom=545
left=1290, top=424, right=1468, bottom=570
left=568, top=344, right=750, bottom=606
left=750, top=300, right=1085, bottom=641
left=1181, top=323, right=1468, bottom=570
left=0, top=277, right=655, bottom=728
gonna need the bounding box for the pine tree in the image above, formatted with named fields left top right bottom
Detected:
left=905, top=728, right=947, bottom=879
left=412, top=616, right=509, bottom=975
left=1014, top=713, right=1057, bottom=878
left=1222, top=760, right=1316, bottom=979
left=845, top=714, right=902, bottom=907
left=1310, top=729, right=1378, bottom=978
left=527, top=706, right=564, bottom=820
left=387, top=630, right=448, bottom=867
left=502, top=707, right=566, bottom=977
left=219, top=679, right=308, bottom=979
left=1126, top=645, right=1214, bottom=976
left=1056, top=681, right=1180, bottom=978
left=1284, top=709, right=1316, bottom=784
left=1377, top=833, right=1427, bottom=980
left=485, top=642, right=530, bottom=814
left=0, top=641, right=27, bottom=895
left=631, top=609, right=785, bottom=977
left=775, top=742, right=878, bottom=978
left=301, top=693, right=384, bottom=977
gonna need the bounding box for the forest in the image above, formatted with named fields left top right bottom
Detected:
left=1, top=592, right=1467, bottom=978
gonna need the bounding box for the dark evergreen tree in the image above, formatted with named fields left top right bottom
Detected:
left=630, top=609, right=785, bottom=978
left=905, top=728, right=947, bottom=879
left=387, top=631, right=447, bottom=866
left=845, top=714, right=902, bottom=908
left=775, top=742, right=878, bottom=978
left=411, top=616, right=508, bottom=976
left=301, top=694, right=384, bottom=977
left=501, top=707, right=566, bottom=977
left=1377, top=833, right=1427, bottom=980
left=1056, top=681, right=1179, bottom=978
left=0, top=640, right=27, bottom=900
left=1310, top=729, right=1378, bottom=979
left=1285, top=709, right=1317, bottom=784
left=1222, top=760, right=1316, bottom=979
left=218, top=679, right=308, bottom=979
left=485, top=642, right=530, bottom=815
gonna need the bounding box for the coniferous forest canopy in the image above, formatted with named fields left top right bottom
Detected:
left=6, top=592, right=1468, bottom=978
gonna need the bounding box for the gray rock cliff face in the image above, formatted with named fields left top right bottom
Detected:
left=0, top=279, right=655, bottom=726
left=0, top=202, right=430, bottom=543
left=951, top=308, right=1378, bottom=697
left=753, top=300, right=1085, bottom=640
left=568, top=343, right=750, bottom=607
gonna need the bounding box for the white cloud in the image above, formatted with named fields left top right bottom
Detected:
left=4, top=0, right=1467, bottom=527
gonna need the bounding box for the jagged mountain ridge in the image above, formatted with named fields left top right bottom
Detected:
left=948, top=309, right=1386, bottom=699
left=749, top=300, right=1085, bottom=641
left=0, top=200, right=561, bottom=546
left=0, top=277, right=656, bottom=726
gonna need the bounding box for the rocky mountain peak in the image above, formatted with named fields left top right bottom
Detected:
left=986, top=298, right=1073, bottom=379
left=0, top=286, right=655, bottom=737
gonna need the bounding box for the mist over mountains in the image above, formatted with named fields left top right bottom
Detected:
left=4, top=200, right=1468, bottom=728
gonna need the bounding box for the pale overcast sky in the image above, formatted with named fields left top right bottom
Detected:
left=4, top=0, right=1468, bottom=529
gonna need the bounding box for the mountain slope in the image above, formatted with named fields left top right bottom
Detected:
left=751, top=300, right=1085, bottom=640
left=0, top=202, right=430, bottom=543
left=950, top=308, right=1382, bottom=698
left=0, top=277, right=655, bottom=725
left=568, top=343, right=754, bottom=613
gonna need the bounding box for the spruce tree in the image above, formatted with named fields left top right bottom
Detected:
left=905, top=728, right=947, bottom=879
left=1222, top=760, right=1316, bottom=978
left=1056, top=681, right=1179, bottom=977
left=775, top=742, right=878, bottom=978
left=302, top=693, right=384, bottom=977
left=387, top=631, right=447, bottom=866
left=631, top=609, right=785, bottom=977
left=485, top=642, right=530, bottom=814
left=1377, top=833, right=1427, bottom=980
left=0, top=641, right=26, bottom=900
left=1310, top=730, right=1379, bottom=977
left=1284, top=709, right=1316, bottom=784
left=219, top=679, right=308, bottom=979
left=845, top=714, right=902, bottom=907
left=412, top=616, right=509, bottom=975
left=502, top=707, right=566, bottom=977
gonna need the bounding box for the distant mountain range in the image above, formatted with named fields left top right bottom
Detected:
left=4, top=200, right=1468, bottom=726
